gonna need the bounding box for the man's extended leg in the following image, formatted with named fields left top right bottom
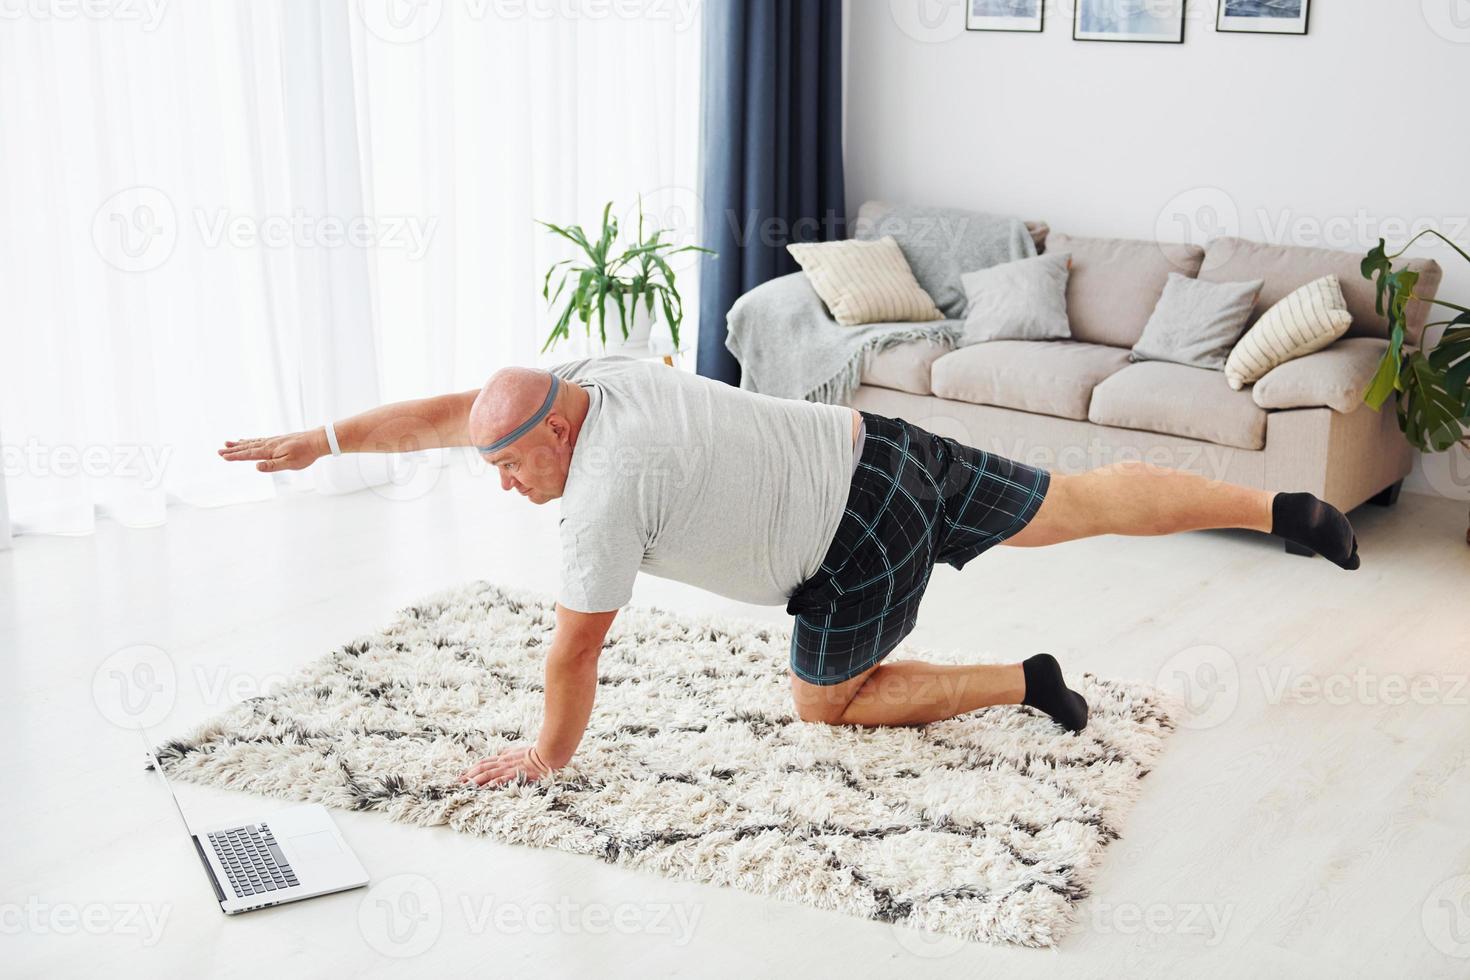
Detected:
left=790, top=653, right=1086, bottom=731
left=1003, top=460, right=1359, bottom=568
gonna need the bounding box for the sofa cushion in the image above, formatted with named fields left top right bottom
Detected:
left=786, top=237, right=944, bottom=326
left=930, top=340, right=1133, bottom=421
left=1198, top=237, right=1444, bottom=346
left=1252, top=337, right=1389, bottom=414
left=860, top=339, right=953, bottom=396
left=959, top=252, right=1073, bottom=345
left=1225, top=274, right=1353, bottom=390
left=1131, top=272, right=1263, bottom=370
left=1046, top=233, right=1206, bottom=349
left=853, top=201, right=1041, bottom=319
left=1089, top=362, right=1268, bottom=450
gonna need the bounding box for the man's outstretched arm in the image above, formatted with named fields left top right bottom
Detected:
left=217, top=389, right=480, bottom=472
left=459, top=604, right=617, bottom=788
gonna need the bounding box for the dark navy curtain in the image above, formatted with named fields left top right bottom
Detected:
left=695, top=0, right=846, bottom=385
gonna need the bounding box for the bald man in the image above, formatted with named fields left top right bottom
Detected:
left=220, top=355, right=1359, bottom=787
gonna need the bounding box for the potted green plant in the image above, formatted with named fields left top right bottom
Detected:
left=538, top=200, right=713, bottom=356
left=1361, top=230, right=1470, bottom=542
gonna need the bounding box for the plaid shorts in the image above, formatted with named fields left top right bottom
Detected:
left=786, top=411, right=1050, bottom=686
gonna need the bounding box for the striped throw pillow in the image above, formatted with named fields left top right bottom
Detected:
left=787, top=236, right=944, bottom=326
left=1225, top=274, right=1353, bottom=390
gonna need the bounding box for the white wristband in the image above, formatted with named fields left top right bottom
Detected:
left=323, top=421, right=342, bottom=457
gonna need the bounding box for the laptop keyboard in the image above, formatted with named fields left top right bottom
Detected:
left=207, top=823, right=299, bottom=899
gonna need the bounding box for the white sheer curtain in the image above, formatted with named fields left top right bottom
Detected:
left=0, top=0, right=701, bottom=539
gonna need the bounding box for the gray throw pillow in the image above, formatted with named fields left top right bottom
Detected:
left=958, top=252, right=1072, bottom=345
left=853, top=202, right=1038, bottom=318
left=1130, top=273, right=1264, bottom=370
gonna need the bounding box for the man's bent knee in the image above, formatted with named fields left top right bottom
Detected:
left=789, top=669, right=870, bottom=725
left=794, top=700, right=847, bottom=725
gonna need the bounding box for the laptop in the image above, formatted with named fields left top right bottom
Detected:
left=138, top=727, right=370, bottom=914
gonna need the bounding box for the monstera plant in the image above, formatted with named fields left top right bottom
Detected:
left=1361, top=230, right=1470, bottom=542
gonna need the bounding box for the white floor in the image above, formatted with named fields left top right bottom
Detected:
left=4, top=459, right=1469, bottom=979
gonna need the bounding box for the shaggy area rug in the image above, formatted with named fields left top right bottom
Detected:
left=154, top=582, right=1176, bottom=947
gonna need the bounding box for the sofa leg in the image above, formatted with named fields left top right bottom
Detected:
left=1284, top=540, right=1317, bottom=558
left=1368, top=480, right=1403, bottom=507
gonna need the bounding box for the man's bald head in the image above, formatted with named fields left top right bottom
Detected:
left=469, top=367, right=587, bottom=505
left=469, top=367, right=558, bottom=449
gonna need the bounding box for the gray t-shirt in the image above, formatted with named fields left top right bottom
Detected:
left=550, top=357, right=853, bottom=612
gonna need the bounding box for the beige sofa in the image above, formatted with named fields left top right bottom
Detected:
left=853, top=231, right=1442, bottom=551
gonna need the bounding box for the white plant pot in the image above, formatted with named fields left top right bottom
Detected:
left=602, top=302, right=655, bottom=357
left=554, top=292, right=681, bottom=360
left=602, top=299, right=666, bottom=355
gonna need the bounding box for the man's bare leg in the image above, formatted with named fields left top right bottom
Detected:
left=790, top=654, right=1086, bottom=731
left=1005, top=460, right=1360, bottom=567
left=1004, top=460, right=1272, bottom=547
left=792, top=661, right=1022, bottom=727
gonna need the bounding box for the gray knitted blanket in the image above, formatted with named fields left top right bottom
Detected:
left=724, top=214, right=1036, bottom=404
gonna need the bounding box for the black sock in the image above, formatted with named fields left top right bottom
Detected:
left=1271, top=492, right=1360, bottom=570
left=1021, top=654, right=1089, bottom=733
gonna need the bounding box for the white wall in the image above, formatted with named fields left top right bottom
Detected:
left=847, top=0, right=1470, bottom=499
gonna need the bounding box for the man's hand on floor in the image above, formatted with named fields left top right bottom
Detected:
left=218, top=431, right=328, bottom=472
left=458, top=743, right=558, bottom=788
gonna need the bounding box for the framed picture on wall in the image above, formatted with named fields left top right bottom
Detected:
left=1074, top=0, right=1185, bottom=43
left=1217, top=0, right=1310, bottom=35
left=967, top=0, right=1044, bottom=33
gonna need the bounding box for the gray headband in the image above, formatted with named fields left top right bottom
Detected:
left=476, top=374, right=561, bottom=454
